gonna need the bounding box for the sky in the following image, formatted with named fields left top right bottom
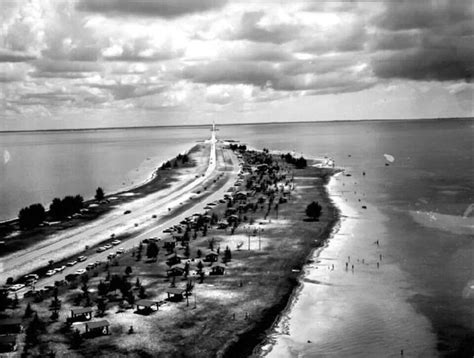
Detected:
left=0, top=0, right=473, bottom=130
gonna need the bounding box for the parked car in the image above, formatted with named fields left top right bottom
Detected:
left=116, top=248, right=124, bottom=255
left=8, top=284, right=25, bottom=291
left=66, top=261, right=77, bottom=266
left=86, top=263, right=95, bottom=270
left=77, top=256, right=87, bottom=262
left=104, top=244, right=112, bottom=250
left=96, top=246, right=106, bottom=253
left=46, top=270, right=56, bottom=277
left=107, top=253, right=116, bottom=260
left=111, top=240, right=121, bottom=246
left=75, top=269, right=86, bottom=275
left=24, top=274, right=39, bottom=281
left=124, top=210, right=131, bottom=215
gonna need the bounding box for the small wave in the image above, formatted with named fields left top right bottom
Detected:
left=409, top=210, right=474, bottom=236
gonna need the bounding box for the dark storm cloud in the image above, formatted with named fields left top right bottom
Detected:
left=183, top=59, right=374, bottom=94
left=76, top=0, right=227, bottom=18
left=88, top=83, right=167, bottom=101
left=372, top=0, right=474, bottom=81
left=376, top=0, right=473, bottom=31
left=0, top=48, right=36, bottom=62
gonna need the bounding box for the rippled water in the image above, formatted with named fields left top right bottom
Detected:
left=219, top=119, right=473, bottom=357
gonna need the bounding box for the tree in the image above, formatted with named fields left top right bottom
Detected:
left=95, top=187, right=105, bottom=201
left=24, top=302, right=33, bottom=317
left=224, top=246, right=232, bottom=263
left=98, top=281, right=108, bottom=297
left=139, top=286, right=146, bottom=299
left=305, top=201, right=322, bottom=221
left=146, top=242, right=159, bottom=260
left=71, top=329, right=83, bottom=348
left=97, top=298, right=107, bottom=316
left=0, top=290, right=10, bottom=311
left=125, top=266, right=132, bottom=276
left=19, top=203, right=46, bottom=229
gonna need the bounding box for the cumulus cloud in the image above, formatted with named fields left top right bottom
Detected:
left=232, top=10, right=301, bottom=44
left=2, top=0, right=472, bottom=128
left=76, top=0, right=227, bottom=18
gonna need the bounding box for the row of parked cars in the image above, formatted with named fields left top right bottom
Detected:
left=96, top=239, right=121, bottom=253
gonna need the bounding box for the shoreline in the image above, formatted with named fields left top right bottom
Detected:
left=220, top=162, right=341, bottom=358
left=0, top=144, right=209, bottom=274
left=0, top=144, right=198, bottom=225
left=249, top=171, right=343, bottom=357
left=2, top=146, right=342, bottom=358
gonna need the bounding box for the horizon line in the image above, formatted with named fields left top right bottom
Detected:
left=0, top=116, right=472, bottom=134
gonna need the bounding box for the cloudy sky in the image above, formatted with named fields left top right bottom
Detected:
left=1, top=0, right=472, bottom=130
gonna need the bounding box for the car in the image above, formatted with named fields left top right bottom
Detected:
left=107, top=253, right=116, bottom=260
left=8, top=284, right=25, bottom=292
left=46, top=270, right=56, bottom=276
left=96, top=246, right=106, bottom=253
left=25, top=278, right=37, bottom=286
left=207, top=202, right=216, bottom=206
left=116, top=248, right=125, bottom=255
left=55, top=266, right=66, bottom=272
left=124, top=210, right=131, bottom=215
left=111, top=240, right=121, bottom=246
left=219, top=199, right=226, bottom=203
left=86, top=263, right=96, bottom=270
left=104, top=244, right=112, bottom=249
left=66, top=260, right=77, bottom=266
left=75, top=269, right=86, bottom=275
left=163, top=228, right=172, bottom=233
left=24, top=274, right=39, bottom=281
left=77, top=255, right=87, bottom=262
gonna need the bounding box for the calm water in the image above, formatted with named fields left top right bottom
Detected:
left=1, top=119, right=473, bottom=356
left=0, top=126, right=209, bottom=221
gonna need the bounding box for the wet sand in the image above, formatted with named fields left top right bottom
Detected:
left=260, top=172, right=438, bottom=357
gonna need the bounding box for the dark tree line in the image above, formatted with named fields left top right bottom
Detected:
left=229, top=144, right=247, bottom=151
left=19, top=203, right=46, bottom=229
left=49, top=195, right=84, bottom=220
left=281, top=153, right=307, bottom=169
left=18, top=193, right=84, bottom=229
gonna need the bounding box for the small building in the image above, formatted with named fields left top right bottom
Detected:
left=135, top=299, right=159, bottom=314
left=234, top=191, right=249, bottom=200
left=0, top=335, right=17, bottom=353
left=204, top=251, right=219, bottom=262
left=161, top=237, right=176, bottom=251
left=167, top=263, right=185, bottom=277
left=210, top=264, right=226, bottom=275
left=0, top=318, right=22, bottom=335
left=165, top=253, right=182, bottom=266
left=165, top=288, right=186, bottom=301
left=85, top=320, right=110, bottom=336
left=70, top=307, right=93, bottom=321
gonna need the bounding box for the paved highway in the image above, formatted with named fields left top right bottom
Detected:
left=12, top=141, right=241, bottom=296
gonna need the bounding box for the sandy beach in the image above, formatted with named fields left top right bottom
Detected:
left=260, top=171, right=439, bottom=357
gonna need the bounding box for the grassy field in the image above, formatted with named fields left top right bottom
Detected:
left=2, top=151, right=339, bottom=357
